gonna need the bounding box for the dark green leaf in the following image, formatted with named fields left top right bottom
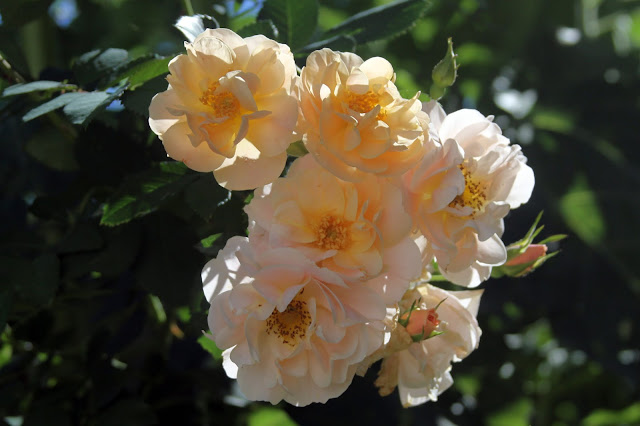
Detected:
left=23, top=84, right=127, bottom=125
left=0, top=0, right=50, bottom=27
left=323, top=0, right=431, bottom=45
left=95, top=399, right=157, bottom=426
left=62, top=84, right=127, bottom=125
left=236, top=20, right=279, bottom=39
left=62, top=223, right=142, bottom=279
left=22, top=92, right=85, bottom=122
left=109, top=55, right=172, bottom=91
left=25, top=128, right=79, bottom=171
left=73, top=49, right=129, bottom=87
left=184, top=174, right=230, bottom=220
left=100, top=162, right=196, bottom=226
left=0, top=285, right=13, bottom=330
left=257, top=0, right=319, bottom=50
left=121, top=75, right=168, bottom=117
left=1, top=254, right=60, bottom=307
left=299, top=34, right=357, bottom=54
left=57, top=223, right=104, bottom=254
left=135, top=214, right=202, bottom=309
left=2, top=81, right=77, bottom=97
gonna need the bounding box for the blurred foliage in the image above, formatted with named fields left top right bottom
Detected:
left=0, top=0, right=639, bottom=425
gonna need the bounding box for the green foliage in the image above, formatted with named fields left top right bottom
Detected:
left=100, top=162, right=196, bottom=227
left=257, top=0, right=318, bottom=50
left=0, top=0, right=638, bottom=424
left=321, top=0, right=431, bottom=45
left=248, top=407, right=297, bottom=426
left=197, top=334, right=223, bottom=360
left=582, top=402, right=640, bottom=426
left=2, top=81, right=77, bottom=97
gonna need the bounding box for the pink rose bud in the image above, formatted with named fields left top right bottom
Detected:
left=401, top=308, right=441, bottom=339
left=505, top=244, right=547, bottom=267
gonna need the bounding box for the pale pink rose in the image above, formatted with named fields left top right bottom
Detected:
left=149, top=28, right=299, bottom=190
left=403, top=101, right=535, bottom=286
left=298, top=49, right=428, bottom=182
left=375, top=284, right=483, bottom=407
left=245, top=154, right=421, bottom=304
left=202, top=236, right=387, bottom=406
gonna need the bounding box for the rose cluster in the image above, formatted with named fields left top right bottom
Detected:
left=149, top=29, right=534, bottom=407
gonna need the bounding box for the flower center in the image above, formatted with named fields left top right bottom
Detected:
left=314, top=215, right=351, bottom=250
left=346, top=90, right=386, bottom=119
left=448, top=164, right=487, bottom=216
left=199, top=83, right=240, bottom=118
left=265, top=298, right=311, bottom=347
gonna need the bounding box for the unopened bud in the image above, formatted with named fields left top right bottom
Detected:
left=501, top=244, right=549, bottom=277
left=399, top=299, right=445, bottom=342
left=432, top=37, right=458, bottom=89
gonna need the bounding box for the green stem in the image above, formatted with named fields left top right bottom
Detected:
left=182, top=0, right=195, bottom=15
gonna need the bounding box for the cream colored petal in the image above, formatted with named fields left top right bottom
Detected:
left=214, top=140, right=287, bottom=190
left=272, top=200, right=317, bottom=244
left=149, top=89, right=183, bottom=135
left=196, top=28, right=249, bottom=66
left=346, top=68, right=370, bottom=95
left=161, top=121, right=224, bottom=172
left=360, top=57, right=394, bottom=80
left=246, top=93, right=298, bottom=156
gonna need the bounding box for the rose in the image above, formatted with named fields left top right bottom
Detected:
left=149, top=29, right=299, bottom=190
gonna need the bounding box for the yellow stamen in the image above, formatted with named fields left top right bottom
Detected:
left=199, top=83, right=240, bottom=118
left=448, top=164, right=488, bottom=216
left=314, top=215, right=351, bottom=250
left=346, top=90, right=386, bottom=120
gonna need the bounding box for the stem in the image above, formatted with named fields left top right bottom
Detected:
left=182, top=0, right=195, bottom=15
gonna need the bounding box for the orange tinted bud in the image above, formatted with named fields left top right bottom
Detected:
left=505, top=244, right=547, bottom=267
left=402, top=308, right=441, bottom=338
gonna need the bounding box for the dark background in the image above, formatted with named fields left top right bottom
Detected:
left=1, top=0, right=639, bottom=424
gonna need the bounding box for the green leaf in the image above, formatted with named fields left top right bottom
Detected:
left=62, top=84, right=127, bottom=125
left=100, top=162, right=196, bottom=226
left=487, top=397, right=533, bottom=426
left=73, top=48, right=130, bottom=87
left=583, top=402, right=640, bottom=426
left=184, top=174, right=230, bottom=220
left=248, top=407, right=297, bottom=426
left=236, top=20, right=279, bottom=39
left=121, top=75, right=168, bottom=117
left=323, top=0, right=431, bottom=45
left=2, top=81, right=77, bottom=97
left=200, top=233, right=222, bottom=249
left=23, top=92, right=85, bottom=122
left=109, top=55, right=172, bottom=91
left=299, top=34, right=357, bottom=54
left=23, top=84, right=127, bottom=125
left=560, top=175, right=606, bottom=246
left=197, top=334, right=223, bottom=360
left=258, top=0, right=319, bottom=50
